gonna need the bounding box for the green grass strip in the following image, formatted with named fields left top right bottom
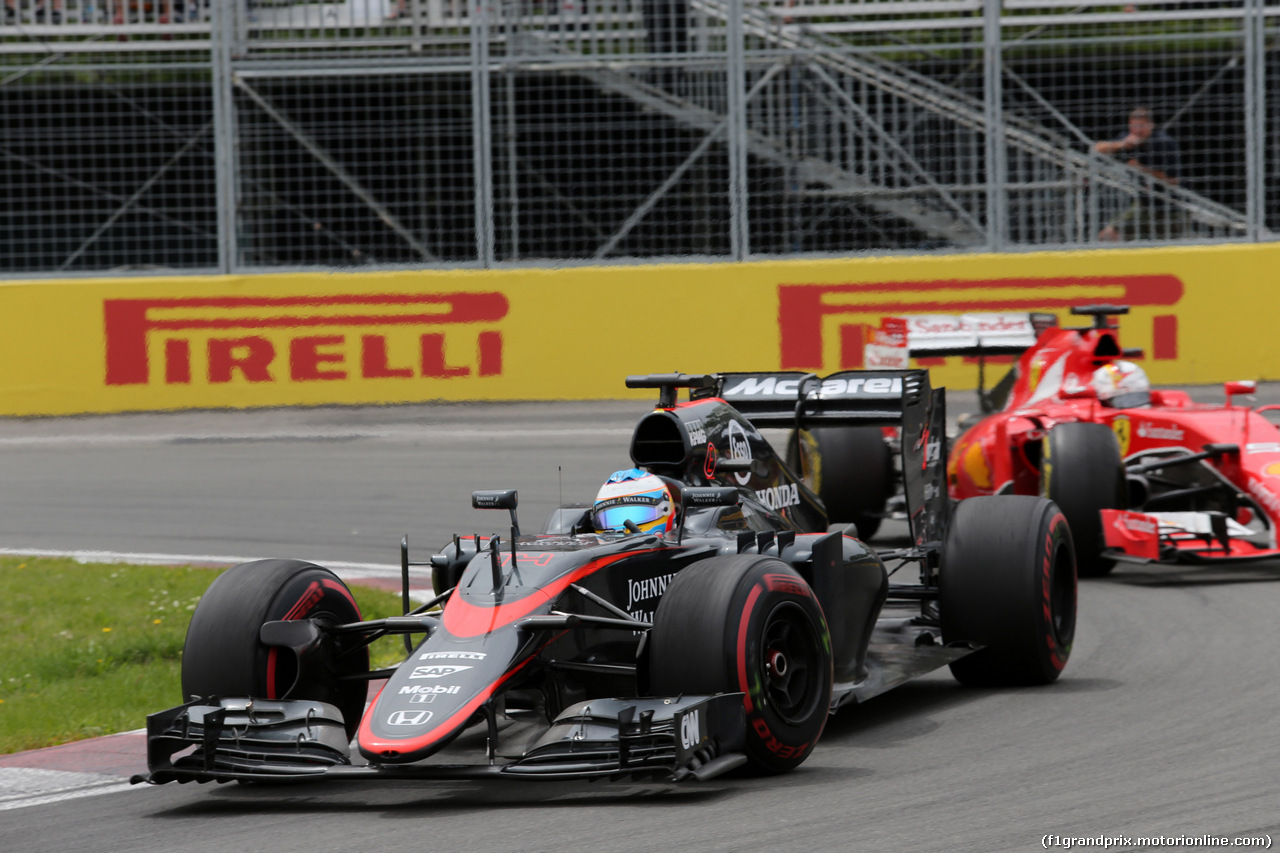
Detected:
left=0, top=556, right=412, bottom=755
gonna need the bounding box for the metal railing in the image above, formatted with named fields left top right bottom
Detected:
left=0, top=0, right=1274, bottom=274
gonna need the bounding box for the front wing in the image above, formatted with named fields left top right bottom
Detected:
left=133, top=693, right=747, bottom=786
left=1101, top=509, right=1280, bottom=565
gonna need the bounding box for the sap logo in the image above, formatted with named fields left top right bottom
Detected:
left=387, top=709, right=433, bottom=726
left=410, top=665, right=472, bottom=679
left=680, top=710, right=703, bottom=751
left=727, top=420, right=753, bottom=486
left=418, top=651, right=487, bottom=661
left=400, top=684, right=461, bottom=697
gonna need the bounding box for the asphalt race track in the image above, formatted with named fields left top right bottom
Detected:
left=2, top=386, right=1279, bottom=853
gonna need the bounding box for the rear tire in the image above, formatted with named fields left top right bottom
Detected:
left=1041, top=422, right=1127, bottom=577
left=941, top=496, right=1077, bottom=686
left=649, top=555, right=833, bottom=773
left=787, top=426, right=893, bottom=540
left=181, top=559, right=369, bottom=739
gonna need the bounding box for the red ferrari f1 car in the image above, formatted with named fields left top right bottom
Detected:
left=871, top=306, right=1280, bottom=576
left=136, top=369, right=1076, bottom=786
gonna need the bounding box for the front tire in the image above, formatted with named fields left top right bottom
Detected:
left=181, top=559, right=369, bottom=739
left=1041, top=422, right=1127, bottom=577
left=649, top=555, right=833, bottom=773
left=941, top=496, right=1077, bottom=686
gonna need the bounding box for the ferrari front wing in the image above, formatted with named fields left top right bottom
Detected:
left=1100, top=509, right=1280, bottom=565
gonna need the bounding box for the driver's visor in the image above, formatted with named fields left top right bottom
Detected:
left=1109, top=391, right=1151, bottom=408
left=593, top=494, right=665, bottom=531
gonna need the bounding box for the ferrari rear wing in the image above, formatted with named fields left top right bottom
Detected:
left=864, top=312, right=1056, bottom=363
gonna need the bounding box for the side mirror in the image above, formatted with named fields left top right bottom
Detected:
left=472, top=489, right=518, bottom=510
left=473, top=489, right=520, bottom=538
left=1225, top=380, right=1257, bottom=405
left=683, top=486, right=741, bottom=507
left=676, top=486, right=741, bottom=545
left=1062, top=385, right=1098, bottom=400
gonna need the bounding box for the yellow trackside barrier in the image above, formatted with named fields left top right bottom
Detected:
left=1, top=243, right=1276, bottom=416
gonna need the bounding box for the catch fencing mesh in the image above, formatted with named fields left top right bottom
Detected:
left=0, top=0, right=1274, bottom=274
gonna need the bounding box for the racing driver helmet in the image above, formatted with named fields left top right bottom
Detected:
left=1093, top=360, right=1151, bottom=408
left=592, top=468, right=678, bottom=535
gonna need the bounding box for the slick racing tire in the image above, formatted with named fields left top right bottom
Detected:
left=1041, top=422, right=1127, bottom=577
left=941, top=496, right=1077, bottom=686
left=649, top=555, right=833, bottom=774
left=787, top=426, right=893, bottom=540
left=181, top=559, right=369, bottom=739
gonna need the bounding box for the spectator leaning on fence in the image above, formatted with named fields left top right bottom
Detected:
left=1092, top=106, right=1183, bottom=242
left=5, top=1, right=63, bottom=23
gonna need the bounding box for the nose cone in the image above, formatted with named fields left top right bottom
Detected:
left=357, top=632, right=520, bottom=763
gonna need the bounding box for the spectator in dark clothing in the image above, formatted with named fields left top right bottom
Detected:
left=5, top=1, right=63, bottom=23
left=1093, top=106, right=1183, bottom=241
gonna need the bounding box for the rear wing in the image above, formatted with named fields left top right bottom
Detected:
left=862, top=313, right=1058, bottom=413
left=864, top=312, right=1057, bottom=367
left=684, top=370, right=947, bottom=549
left=713, top=370, right=932, bottom=428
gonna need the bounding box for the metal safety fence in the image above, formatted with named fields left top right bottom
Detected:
left=1, top=0, right=1276, bottom=274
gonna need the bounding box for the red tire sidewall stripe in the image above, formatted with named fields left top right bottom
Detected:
left=266, top=574, right=360, bottom=700
left=322, top=577, right=361, bottom=616
left=735, top=584, right=763, bottom=715
left=281, top=579, right=324, bottom=621
left=1043, top=511, right=1071, bottom=672
left=266, top=648, right=279, bottom=699
left=734, top=578, right=825, bottom=766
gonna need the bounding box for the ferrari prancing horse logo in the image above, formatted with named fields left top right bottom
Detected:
left=1111, top=416, right=1132, bottom=457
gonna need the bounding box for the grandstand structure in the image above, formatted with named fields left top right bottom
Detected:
left=0, top=0, right=1274, bottom=273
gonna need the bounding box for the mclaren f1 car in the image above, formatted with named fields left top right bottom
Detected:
left=870, top=306, right=1280, bottom=576
left=136, top=369, right=1077, bottom=787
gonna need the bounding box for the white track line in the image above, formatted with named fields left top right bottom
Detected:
left=0, top=547, right=440, bottom=606
left=0, top=769, right=137, bottom=811
left=0, top=547, right=408, bottom=577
